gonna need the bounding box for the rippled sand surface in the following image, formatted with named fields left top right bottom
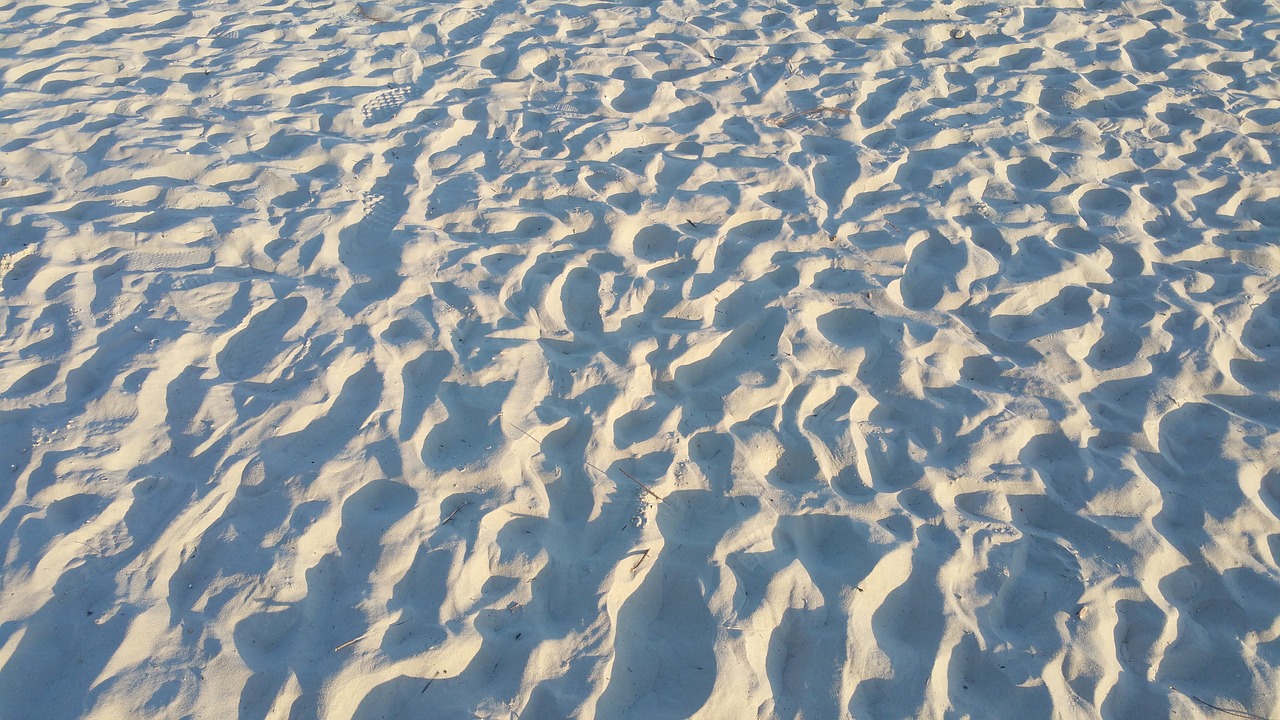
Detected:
left=2, top=1, right=1279, bottom=717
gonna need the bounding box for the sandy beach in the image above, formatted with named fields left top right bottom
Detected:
left=2, top=0, right=1279, bottom=717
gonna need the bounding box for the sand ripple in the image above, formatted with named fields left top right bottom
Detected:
left=2, top=0, right=1279, bottom=718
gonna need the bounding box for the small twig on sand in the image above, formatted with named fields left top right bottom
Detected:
left=442, top=501, right=471, bottom=525
left=771, top=105, right=852, bottom=127
left=1170, top=687, right=1272, bottom=720
left=500, top=415, right=543, bottom=445
left=500, top=414, right=547, bottom=458
left=585, top=461, right=671, bottom=506
left=631, top=549, right=650, bottom=573
left=617, top=467, right=671, bottom=506
left=503, top=414, right=671, bottom=506
left=73, top=540, right=104, bottom=555
left=334, top=633, right=368, bottom=652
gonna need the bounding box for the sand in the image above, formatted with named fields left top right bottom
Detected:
left=2, top=0, right=1280, bottom=717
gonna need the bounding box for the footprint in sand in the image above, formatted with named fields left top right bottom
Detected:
left=361, top=85, right=416, bottom=126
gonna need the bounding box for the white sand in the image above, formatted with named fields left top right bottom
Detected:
left=2, top=0, right=1280, bottom=717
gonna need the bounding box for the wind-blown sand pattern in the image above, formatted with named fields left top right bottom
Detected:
left=2, top=0, right=1280, bottom=717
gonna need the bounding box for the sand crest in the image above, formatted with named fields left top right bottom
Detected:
left=2, top=0, right=1279, bottom=718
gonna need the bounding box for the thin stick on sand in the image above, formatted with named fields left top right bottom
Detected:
left=770, top=106, right=852, bottom=127
left=500, top=414, right=551, bottom=460
left=631, top=549, right=650, bottom=572
left=334, top=633, right=368, bottom=652
left=442, top=501, right=471, bottom=525
left=501, top=415, right=544, bottom=446
left=1170, top=687, right=1271, bottom=720
left=617, top=467, right=672, bottom=507
left=585, top=461, right=671, bottom=507
left=503, top=415, right=672, bottom=506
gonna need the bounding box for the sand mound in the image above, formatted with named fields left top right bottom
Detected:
left=2, top=0, right=1279, bottom=717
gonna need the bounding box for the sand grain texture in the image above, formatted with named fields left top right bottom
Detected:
left=2, top=0, right=1280, bottom=718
